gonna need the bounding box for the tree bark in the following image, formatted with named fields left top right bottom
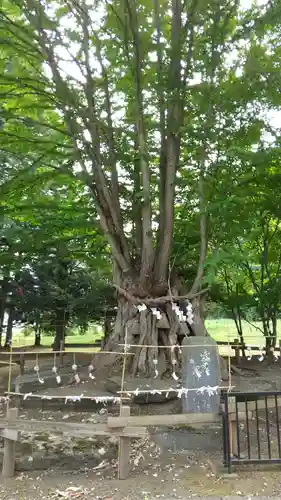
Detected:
left=107, top=274, right=205, bottom=376
left=53, top=308, right=66, bottom=351
left=126, top=0, right=154, bottom=277
left=111, top=298, right=182, bottom=377
left=4, top=307, right=13, bottom=348
left=34, top=322, right=41, bottom=346
left=34, top=330, right=41, bottom=347
left=190, top=294, right=207, bottom=337
left=0, top=298, right=5, bottom=348
left=0, top=278, right=9, bottom=348
left=155, top=0, right=182, bottom=283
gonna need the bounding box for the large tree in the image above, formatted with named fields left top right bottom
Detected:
left=1, top=0, right=280, bottom=374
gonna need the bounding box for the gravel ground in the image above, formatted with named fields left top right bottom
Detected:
left=0, top=456, right=280, bottom=500
left=0, top=472, right=280, bottom=500
left=0, top=359, right=281, bottom=499
left=0, top=404, right=280, bottom=500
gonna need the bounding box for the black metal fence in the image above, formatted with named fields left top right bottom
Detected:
left=222, top=390, right=281, bottom=472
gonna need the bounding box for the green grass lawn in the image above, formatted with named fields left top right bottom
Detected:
left=11, top=330, right=102, bottom=348
left=206, top=318, right=280, bottom=346
left=10, top=318, right=279, bottom=348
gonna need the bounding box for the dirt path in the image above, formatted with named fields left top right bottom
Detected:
left=0, top=356, right=281, bottom=499
left=0, top=462, right=281, bottom=500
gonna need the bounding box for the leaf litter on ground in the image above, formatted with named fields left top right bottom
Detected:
left=54, top=486, right=87, bottom=498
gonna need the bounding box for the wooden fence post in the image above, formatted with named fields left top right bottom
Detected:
left=118, top=406, right=131, bottom=480
left=2, top=407, right=18, bottom=478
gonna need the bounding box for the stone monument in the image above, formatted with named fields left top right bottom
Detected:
left=181, top=336, right=221, bottom=413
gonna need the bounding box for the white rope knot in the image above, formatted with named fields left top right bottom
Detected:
left=88, top=363, right=95, bottom=379
left=196, top=385, right=219, bottom=396
left=246, top=346, right=252, bottom=360
left=177, top=387, right=188, bottom=398
left=34, top=363, right=44, bottom=384
left=153, top=358, right=159, bottom=378
left=151, top=308, right=161, bottom=319
left=65, top=395, right=81, bottom=404
left=177, top=388, right=183, bottom=398
left=150, top=390, right=162, bottom=395
left=187, top=313, right=194, bottom=325
left=137, top=304, right=147, bottom=312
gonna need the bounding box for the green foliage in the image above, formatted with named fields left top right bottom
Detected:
left=1, top=0, right=281, bottom=348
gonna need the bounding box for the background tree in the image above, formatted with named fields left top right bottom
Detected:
left=0, top=160, right=113, bottom=347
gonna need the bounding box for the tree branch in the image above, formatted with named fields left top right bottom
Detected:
left=182, top=0, right=198, bottom=90
left=190, top=172, right=208, bottom=294
left=97, top=209, right=131, bottom=273
left=132, top=134, right=143, bottom=259
left=125, top=0, right=154, bottom=277
left=79, top=7, right=130, bottom=267
left=114, top=284, right=208, bottom=306
left=153, top=0, right=167, bottom=254
left=155, top=0, right=182, bottom=283
left=0, top=10, right=42, bottom=55
left=95, top=39, right=121, bottom=219
left=191, top=3, right=233, bottom=294
left=25, top=0, right=132, bottom=274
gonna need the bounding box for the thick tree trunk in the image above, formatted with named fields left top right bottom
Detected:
left=102, top=314, right=113, bottom=348
left=110, top=301, right=180, bottom=377
left=264, top=315, right=277, bottom=363
left=34, top=325, right=41, bottom=346
left=0, top=300, right=5, bottom=348
left=34, top=312, right=41, bottom=346
left=107, top=279, right=205, bottom=377
left=272, top=315, right=277, bottom=347
left=53, top=308, right=65, bottom=351
left=190, top=295, right=207, bottom=336
left=0, top=278, right=8, bottom=348
left=34, top=331, right=41, bottom=347
left=4, top=307, right=13, bottom=348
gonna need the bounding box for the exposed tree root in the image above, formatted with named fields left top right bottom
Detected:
left=230, top=364, right=244, bottom=376
left=106, top=293, right=208, bottom=376
left=113, top=284, right=208, bottom=306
